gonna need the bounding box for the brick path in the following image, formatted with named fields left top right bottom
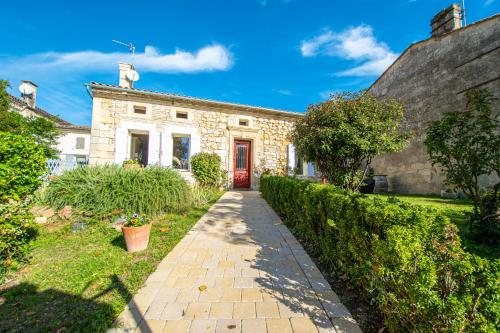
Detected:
left=113, top=191, right=362, bottom=333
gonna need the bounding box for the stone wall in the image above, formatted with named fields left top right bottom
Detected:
left=369, top=15, right=500, bottom=194
left=89, top=88, right=300, bottom=189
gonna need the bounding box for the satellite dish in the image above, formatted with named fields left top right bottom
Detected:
left=19, top=82, right=34, bottom=95
left=126, top=69, right=140, bottom=82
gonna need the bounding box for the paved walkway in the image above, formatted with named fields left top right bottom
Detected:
left=115, top=191, right=362, bottom=333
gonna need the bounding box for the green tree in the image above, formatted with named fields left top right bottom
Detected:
left=0, top=79, right=60, bottom=158
left=425, top=89, right=499, bottom=242
left=190, top=152, right=223, bottom=187
left=292, top=91, right=410, bottom=191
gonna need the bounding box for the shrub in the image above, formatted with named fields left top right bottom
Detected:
left=0, top=199, right=38, bottom=282
left=42, top=165, right=190, bottom=215
left=260, top=175, right=499, bottom=332
left=292, top=91, right=410, bottom=191
left=425, top=88, right=499, bottom=243
left=0, top=132, right=47, bottom=202
left=190, top=152, right=223, bottom=187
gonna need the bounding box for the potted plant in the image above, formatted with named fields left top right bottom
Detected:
left=121, top=213, right=151, bottom=252
left=123, top=159, right=142, bottom=170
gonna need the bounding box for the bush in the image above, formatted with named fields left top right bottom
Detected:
left=190, top=152, right=223, bottom=187
left=0, top=199, right=38, bottom=282
left=0, top=132, right=47, bottom=201
left=42, top=165, right=191, bottom=215
left=260, top=175, right=499, bottom=332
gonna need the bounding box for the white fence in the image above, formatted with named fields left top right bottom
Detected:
left=46, top=159, right=88, bottom=177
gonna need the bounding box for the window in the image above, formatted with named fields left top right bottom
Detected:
left=294, top=154, right=303, bottom=175
left=176, top=111, right=188, bottom=119
left=134, top=106, right=147, bottom=114
left=76, top=155, right=88, bottom=166
left=172, top=135, right=190, bottom=169
left=75, top=137, right=85, bottom=149
left=239, top=119, right=249, bottom=126
left=130, top=133, right=149, bottom=165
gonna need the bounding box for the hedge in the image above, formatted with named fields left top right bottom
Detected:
left=190, top=152, right=223, bottom=187
left=260, top=175, right=499, bottom=332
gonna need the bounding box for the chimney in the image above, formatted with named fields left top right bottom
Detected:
left=118, top=62, right=135, bottom=89
left=21, top=80, right=38, bottom=108
left=431, top=3, right=463, bottom=37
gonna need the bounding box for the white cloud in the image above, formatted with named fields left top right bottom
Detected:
left=300, top=25, right=398, bottom=77
left=0, top=44, right=233, bottom=75
left=274, top=89, right=293, bottom=95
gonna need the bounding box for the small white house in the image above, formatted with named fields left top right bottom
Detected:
left=10, top=81, right=91, bottom=163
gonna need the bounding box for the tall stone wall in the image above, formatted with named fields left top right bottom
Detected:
left=369, top=15, right=500, bottom=194
left=89, top=89, right=299, bottom=188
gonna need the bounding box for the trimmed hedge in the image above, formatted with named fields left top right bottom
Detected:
left=260, top=175, right=499, bottom=332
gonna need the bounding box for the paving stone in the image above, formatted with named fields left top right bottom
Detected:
left=321, top=302, right=352, bottom=318
left=190, top=319, right=217, bottom=333
left=163, top=320, right=191, bottom=333
left=216, top=319, right=242, bottom=333
left=176, top=288, right=201, bottom=302
left=234, top=277, right=255, bottom=289
left=134, top=319, right=165, bottom=333
left=241, top=288, right=263, bottom=302
left=277, top=301, right=304, bottom=318
left=160, top=302, right=188, bottom=320
left=220, top=288, right=242, bottom=302
left=290, top=317, right=319, bottom=333
left=266, top=318, right=293, bottom=333
left=210, top=302, right=234, bottom=319
left=255, top=302, right=280, bottom=318
left=185, top=302, right=211, bottom=319
left=241, top=318, right=267, bottom=333
left=233, top=302, right=256, bottom=319
left=331, top=317, right=363, bottom=333
left=216, top=277, right=235, bottom=288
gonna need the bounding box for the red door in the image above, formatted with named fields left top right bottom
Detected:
left=233, top=140, right=251, bottom=188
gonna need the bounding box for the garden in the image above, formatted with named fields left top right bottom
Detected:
left=0, top=81, right=226, bottom=331
left=262, top=90, right=499, bottom=332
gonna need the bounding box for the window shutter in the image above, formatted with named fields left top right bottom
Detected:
left=287, top=144, right=295, bottom=176
left=307, top=162, right=315, bottom=177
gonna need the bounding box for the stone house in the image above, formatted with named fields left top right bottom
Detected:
left=369, top=4, right=499, bottom=194
left=87, top=64, right=309, bottom=189
left=10, top=81, right=91, bottom=164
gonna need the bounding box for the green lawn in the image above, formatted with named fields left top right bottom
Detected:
left=372, top=194, right=498, bottom=260
left=0, top=193, right=222, bottom=333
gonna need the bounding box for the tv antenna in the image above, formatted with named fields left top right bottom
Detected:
left=112, top=39, right=136, bottom=55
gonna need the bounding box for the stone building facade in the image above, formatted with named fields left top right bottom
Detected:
left=369, top=5, right=500, bottom=194
left=87, top=64, right=307, bottom=189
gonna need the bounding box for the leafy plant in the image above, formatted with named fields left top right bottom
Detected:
left=260, top=175, right=499, bottom=332
left=122, top=159, right=141, bottom=165
left=41, top=165, right=191, bottom=215
left=425, top=89, right=499, bottom=243
left=0, top=80, right=60, bottom=158
left=292, top=91, right=410, bottom=191
left=190, top=152, right=223, bottom=187
left=122, top=213, right=149, bottom=227
left=0, top=132, right=47, bottom=202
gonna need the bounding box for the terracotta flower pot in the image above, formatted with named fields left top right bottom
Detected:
left=122, top=223, right=151, bottom=252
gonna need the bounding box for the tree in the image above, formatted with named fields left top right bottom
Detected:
left=425, top=88, right=499, bottom=242
left=0, top=80, right=60, bottom=158
left=292, top=91, right=410, bottom=191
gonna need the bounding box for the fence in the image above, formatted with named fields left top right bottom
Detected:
left=46, top=159, right=88, bottom=177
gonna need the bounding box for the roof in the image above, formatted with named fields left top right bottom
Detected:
left=368, top=13, right=500, bottom=91
left=10, top=94, right=72, bottom=126
left=87, top=82, right=304, bottom=118
left=9, top=94, right=91, bottom=132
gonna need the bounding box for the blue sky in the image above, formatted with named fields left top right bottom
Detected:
left=0, top=0, right=498, bottom=125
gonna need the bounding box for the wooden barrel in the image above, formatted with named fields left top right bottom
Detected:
left=373, top=175, right=388, bottom=193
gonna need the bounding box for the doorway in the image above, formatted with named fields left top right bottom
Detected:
left=233, top=140, right=251, bottom=189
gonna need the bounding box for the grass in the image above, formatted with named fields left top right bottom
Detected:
left=372, top=193, right=498, bottom=260
left=0, top=191, right=223, bottom=333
